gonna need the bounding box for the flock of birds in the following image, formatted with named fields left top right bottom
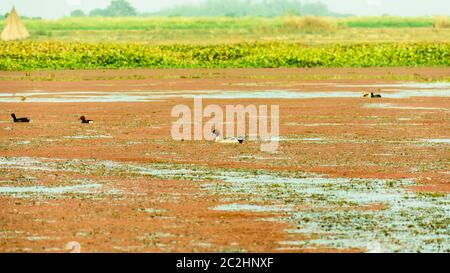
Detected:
left=11, top=113, right=93, bottom=124
left=9, top=113, right=243, bottom=144
left=9, top=89, right=382, bottom=145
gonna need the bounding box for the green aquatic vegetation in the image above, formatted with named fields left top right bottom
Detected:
left=416, top=192, right=447, bottom=198
left=0, top=41, right=448, bottom=70
left=344, top=17, right=433, bottom=28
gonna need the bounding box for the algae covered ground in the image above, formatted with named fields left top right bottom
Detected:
left=0, top=68, right=448, bottom=252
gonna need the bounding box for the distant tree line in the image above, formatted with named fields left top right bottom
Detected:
left=71, top=0, right=345, bottom=18
left=153, top=0, right=341, bottom=17
left=71, top=0, right=137, bottom=17
left=2, top=12, right=42, bottom=20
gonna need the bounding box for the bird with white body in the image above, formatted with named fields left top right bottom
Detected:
left=212, top=129, right=244, bottom=144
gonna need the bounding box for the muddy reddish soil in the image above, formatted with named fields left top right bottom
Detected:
left=0, top=67, right=448, bottom=92
left=0, top=68, right=448, bottom=253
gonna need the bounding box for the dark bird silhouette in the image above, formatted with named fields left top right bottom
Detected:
left=79, top=116, right=94, bottom=124
left=362, top=91, right=382, bottom=98
left=370, top=92, right=382, bottom=98
left=11, top=113, right=30, bottom=123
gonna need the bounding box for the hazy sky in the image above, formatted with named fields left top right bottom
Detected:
left=1, top=0, right=449, bottom=18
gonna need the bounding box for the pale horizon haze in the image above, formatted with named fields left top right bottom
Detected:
left=1, top=0, right=449, bottom=18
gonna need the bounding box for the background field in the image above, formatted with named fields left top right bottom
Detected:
left=1, top=16, right=449, bottom=70
left=1, top=16, right=449, bottom=44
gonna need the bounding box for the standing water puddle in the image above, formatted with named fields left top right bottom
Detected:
left=364, top=103, right=449, bottom=111
left=0, top=184, right=102, bottom=196
left=0, top=156, right=448, bottom=252
left=0, top=81, right=449, bottom=102
left=420, top=139, right=450, bottom=144
left=336, top=82, right=450, bottom=89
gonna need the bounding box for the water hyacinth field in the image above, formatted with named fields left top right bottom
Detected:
left=0, top=42, right=449, bottom=70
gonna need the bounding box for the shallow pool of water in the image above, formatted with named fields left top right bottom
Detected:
left=0, top=156, right=448, bottom=252
left=0, top=184, right=102, bottom=196
left=212, top=203, right=292, bottom=212
left=0, top=83, right=449, bottom=103
left=364, top=103, right=449, bottom=111
left=63, top=135, right=113, bottom=139
left=336, top=82, right=450, bottom=89
left=420, top=139, right=450, bottom=144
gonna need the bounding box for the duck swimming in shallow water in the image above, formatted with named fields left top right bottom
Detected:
left=370, top=92, right=382, bottom=98
left=212, top=129, right=244, bottom=144
left=79, top=116, right=94, bottom=124
left=362, top=91, right=382, bottom=98
left=11, top=113, right=30, bottom=123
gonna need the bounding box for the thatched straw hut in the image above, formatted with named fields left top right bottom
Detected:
left=1, top=7, right=30, bottom=41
